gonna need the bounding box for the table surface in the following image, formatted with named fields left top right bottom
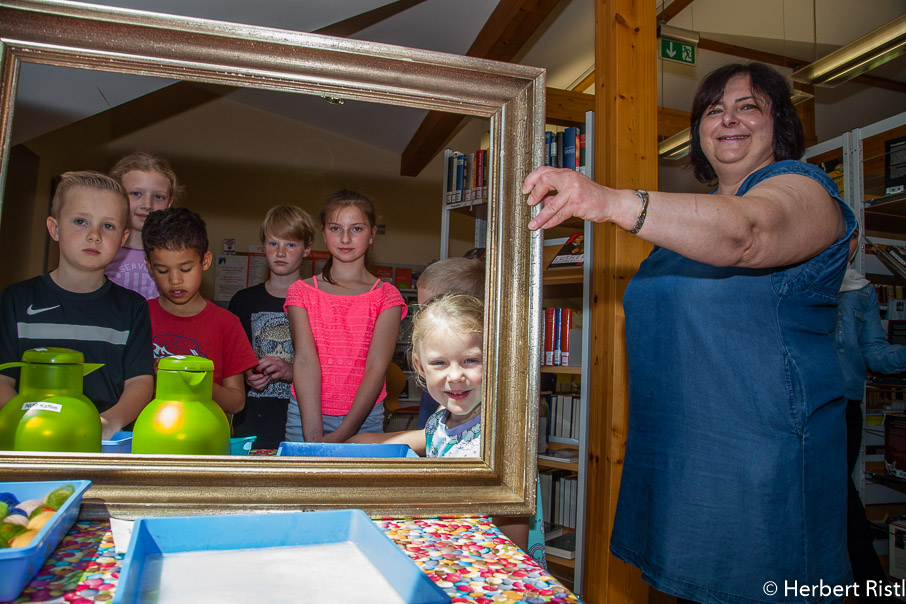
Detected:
left=13, top=516, right=582, bottom=603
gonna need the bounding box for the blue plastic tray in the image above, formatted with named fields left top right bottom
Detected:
left=276, top=441, right=419, bottom=457
left=0, top=480, right=92, bottom=602
left=102, top=431, right=133, bottom=453
left=113, top=509, right=449, bottom=603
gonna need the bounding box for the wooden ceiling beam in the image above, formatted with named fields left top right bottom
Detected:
left=547, top=87, right=690, bottom=138
left=314, top=0, right=429, bottom=37
left=400, top=0, right=564, bottom=177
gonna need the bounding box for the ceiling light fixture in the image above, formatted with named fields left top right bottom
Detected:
left=657, top=23, right=700, bottom=47
left=788, top=14, right=906, bottom=87
left=322, top=96, right=345, bottom=105
left=658, top=129, right=691, bottom=160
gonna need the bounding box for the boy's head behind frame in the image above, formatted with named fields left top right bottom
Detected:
left=46, top=171, right=130, bottom=286
left=417, top=257, right=485, bottom=306
left=141, top=207, right=212, bottom=313
left=260, top=205, right=315, bottom=249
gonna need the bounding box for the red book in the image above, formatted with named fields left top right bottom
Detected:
left=475, top=150, right=485, bottom=202
left=560, top=308, right=572, bottom=366
left=394, top=267, right=413, bottom=290
left=544, top=308, right=555, bottom=366
left=374, top=265, right=394, bottom=282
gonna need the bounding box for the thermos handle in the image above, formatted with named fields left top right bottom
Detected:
left=0, top=362, right=24, bottom=372
left=82, top=363, right=104, bottom=376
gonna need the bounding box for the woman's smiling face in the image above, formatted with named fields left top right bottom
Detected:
left=698, top=74, right=775, bottom=178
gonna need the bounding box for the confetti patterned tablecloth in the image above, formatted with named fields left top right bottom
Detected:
left=13, top=517, right=581, bottom=603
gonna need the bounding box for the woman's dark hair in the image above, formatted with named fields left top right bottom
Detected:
left=689, top=62, right=805, bottom=184
left=319, top=189, right=376, bottom=285
left=142, top=207, right=209, bottom=258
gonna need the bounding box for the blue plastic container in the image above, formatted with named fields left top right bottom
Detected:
left=0, top=479, right=91, bottom=602
left=101, top=431, right=133, bottom=453
left=276, top=441, right=419, bottom=457
left=113, top=509, right=449, bottom=604
left=229, top=435, right=256, bottom=455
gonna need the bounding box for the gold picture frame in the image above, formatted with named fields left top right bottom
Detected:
left=0, top=0, right=545, bottom=518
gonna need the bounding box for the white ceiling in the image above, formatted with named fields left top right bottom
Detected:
left=10, top=0, right=906, bottom=152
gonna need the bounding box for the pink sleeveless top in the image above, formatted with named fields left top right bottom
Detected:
left=284, top=276, right=407, bottom=415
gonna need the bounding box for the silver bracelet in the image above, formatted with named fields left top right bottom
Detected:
left=628, top=189, right=649, bottom=235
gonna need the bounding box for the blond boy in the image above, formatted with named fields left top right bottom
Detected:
left=0, top=171, right=154, bottom=439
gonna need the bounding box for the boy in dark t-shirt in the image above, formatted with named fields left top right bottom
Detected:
left=228, top=205, right=314, bottom=448
left=0, top=171, right=154, bottom=439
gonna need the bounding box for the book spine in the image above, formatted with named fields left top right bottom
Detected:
left=578, top=123, right=586, bottom=172
left=482, top=149, right=489, bottom=199
left=483, top=149, right=490, bottom=199
left=571, top=395, right=580, bottom=440
left=545, top=131, right=553, bottom=166
left=563, top=127, right=578, bottom=171
left=475, top=150, right=485, bottom=202
left=464, top=153, right=473, bottom=202
left=470, top=151, right=481, bottom=201
left=560, top=308, right=572, bottom=366
left=556, top=131, right=564, bottom=168
left=445, top=150, right=455, bottom=204
left=888, top=245, right=906, bottom=269
left=553, top=307, right=562, bottom=366
left=561, top=391, right=572, bottom=438
left=550, top=133, right=558, bottom=168
left=455, top=153, right=465, bottom=203
left=544, top=308, right=555, bottom=366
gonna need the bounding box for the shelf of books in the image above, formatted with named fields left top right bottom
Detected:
left=439, top=146, right=489, bottom=259
left=538, top=226, right=591, bottom=592
left=805, top=111, right=906, bottom=562
left=536, top=109, right=593, bottom=593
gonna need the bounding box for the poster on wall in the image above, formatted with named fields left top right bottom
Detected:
left=247, top=245, right=267, bottom=286
left=214, top=255, right=249, bottom=303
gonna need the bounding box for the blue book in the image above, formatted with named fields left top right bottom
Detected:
left=545, top=131, right=553, bottom=166
left=563, top=127, right=578, bottom=171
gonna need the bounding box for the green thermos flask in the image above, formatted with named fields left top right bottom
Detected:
left=132, top=355, right=229, bottom=455
left=0, top=347, right=103, bottom=452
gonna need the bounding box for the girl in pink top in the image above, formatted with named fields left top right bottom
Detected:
left=284, top=190, right=406, bottom=443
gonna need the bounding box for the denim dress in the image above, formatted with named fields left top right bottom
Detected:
left=612, top=160, right=856, bottom=604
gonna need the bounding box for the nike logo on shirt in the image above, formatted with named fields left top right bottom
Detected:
left=26, top=304, right=60, bottom=316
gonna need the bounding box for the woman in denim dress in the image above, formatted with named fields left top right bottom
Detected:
left=524, top=63, right=856, bottom=604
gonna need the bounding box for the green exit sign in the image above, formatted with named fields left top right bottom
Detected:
left=659, top=38, right=695, bottom=65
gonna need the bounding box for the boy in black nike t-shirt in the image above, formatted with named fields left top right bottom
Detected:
left=0, top=171, right=153, bottom=439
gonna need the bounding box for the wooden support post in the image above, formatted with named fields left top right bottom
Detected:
left=583, top=0, right=656, bottom=602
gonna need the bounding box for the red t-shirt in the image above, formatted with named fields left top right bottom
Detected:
left=148, top=299, right=258, bottom=385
